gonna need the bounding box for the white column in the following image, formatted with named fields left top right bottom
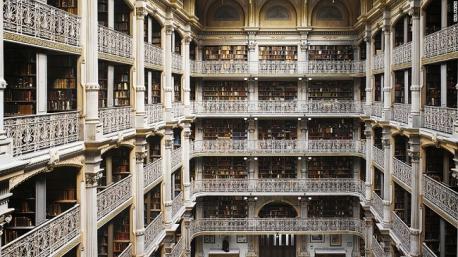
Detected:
left=163, top=25, right=174, bottom=121
left=135, top=4, right=147, bottom=129
left=36, top=53, right=47, bottom=114
left=108, top=0, right=114, bottom=28
left=364, top=122, right=373, bottom=203
left=35, top=177, right=46, bottom=225
left=382, top=10, right=392, bottom=121
left=248, top=32, right=258, bottom=74
left=147, top=71, right=152, bottom=105
left=162, top=128, right=174, bottom=225
left=134, top=138, right=147, bottom=257
left=382, top=127, right=392, bottom=229
left=147, top=16, right=153, bottom=44
left=182, top=36, right=191, bottom=116
left=182, top=123, right=192, bottom=204
left=410, top=3, right=421, bottom=127
left=441, top=64, right=447, bottom=107
left=365, top=26, right=373, bottom=114
left=409, top=136, right=421, bottom=257
left=107, top=65, right=114, bottom=107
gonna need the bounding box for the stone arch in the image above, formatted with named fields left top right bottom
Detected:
left=259, top=0, right=297, bottom=28
left=205, top=0, right=245, bottom=27
left=310, top=0, right=350, bottom=27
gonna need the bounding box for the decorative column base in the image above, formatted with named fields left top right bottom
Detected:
left=382, top=200, right=392, bottom=229
left=409, top=228, right=421, bottom=257
left=164, top=201, right=173, bottom=226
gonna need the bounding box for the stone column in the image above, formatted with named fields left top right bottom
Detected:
left=182, top=122, right=192, bottom=204
left=297, top=199, right=309, bottom=257
left=248, top=32, right=258, bottom=74
left=0, top=0, right=6, bottom=151
left=163, top=25, right=174, bottom=121
left=162, top=128, right=174, bottom=225
left=409, top=135, right=421, bottom=257
left=409, top=2, right=421, bottom=127
left=364, top=121, right=373, bottom=203
left=247, top=198, right=257, bottom=257
left=135, top=137, right=147, bottom=257
left=182, top=35, right=191, bottom=116
left=382, top=10, right=392, bottom=121
left=135, top=4, right=147, bottom=129
left=363, top=216, right=373, bottom=257
left=365, top=25, right=373, bottom=115
left=84, top=0, right=101, bottom=141
left=84, top=152, right=102, bottom=257
left=381, top=127, right=392, bottom=228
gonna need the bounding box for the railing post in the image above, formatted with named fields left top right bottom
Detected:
left=163, top=24, right=174, bottom=122
left=182, top=35, right=192, bottom=117
left=365, top=24, right=373, bottom=116
left=408, top=135, right=421, bottom=257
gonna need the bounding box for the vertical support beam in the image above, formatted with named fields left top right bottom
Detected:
left=108, top=0, right=114, bottom=28
left=35, top=177, right=46, bottom=225
left=136, top=3, right=147, bottom=129
left=182, top=36, right=191, bottom=116
left=383, top=9, right=392, bottom=120
left=163, top=24, right=174, bottom=121
left=410, top=2, right=421, bottom=127
left=36, top=53, right=47, bottom=114
left=364, top=122, right=373, bottom=203
left=182, top=122, right=192, bottom=204
left=365, top=25, right=373, bottom=115
left=382, top=127, right=392, bottom=229
left=162, top=128, right=174, bottom=226
left=135, top=136, right=147, bottom=257
left=248, top=32, right=258, bottom=74
left=363, top=216, right=374, bottom=257
left=247, top=198, right=257, bottom=257
left=107, top=65, right=114, bottom=107
left=408, top=137, right=421, bottom=257
left=441, top=64, right=447, bottom=107
left=147, top=71, right=152, bottom=105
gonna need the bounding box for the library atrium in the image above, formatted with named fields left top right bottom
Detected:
left=0, top=0, right=456, bottom=257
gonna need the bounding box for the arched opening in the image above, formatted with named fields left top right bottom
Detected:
left=259, top=0, right=297, bottom=28
left=205, top=0, right=245, bottom=28
left=424, top=146, right=457, bottom=189
left=311, top=0, right=349, bottom=27
left=99, top=146, right=132, bottom=189
left=393, top=14, right=412, bottom=47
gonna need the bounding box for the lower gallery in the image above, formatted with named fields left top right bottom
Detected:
left=0, top=0, right=456, bottom=257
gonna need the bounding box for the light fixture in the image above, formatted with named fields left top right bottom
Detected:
left=244, top=157, right=248, bottom=160
left=244, top=117, right=248, bottom=121
left=254, top=117, right=258, bottom=121
left=308, top=156, right=312, bottom=160
left=254, top=196, right=258, bottom=201
left=298, top=77, right=303, bottom=81
left=308, top=197, right=312, bottom=200
left=297, top=196, right=302, bottom=200
left=254, top=77, right=258, bottom=81
left=308, top=77, right=312, bottom=81
left=244, top=77, right=248, bottom=81
left=253, top=157, right=258, bottom=161
left=298, top=117, right=302, bottom=121
left=297, top=157, right=302, bottom=160
left=244, top=196, right=248, bottom=200
left=308, top=117, right=312, bottom=121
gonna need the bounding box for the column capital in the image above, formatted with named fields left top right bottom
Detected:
left=182, top=35, right=192, bottom=45
left=84, top=82, right=100, bottom=91
left=165, top=25, right=174, bottom=35
left=0, top=214, right=13, bottom=236
left=135, top=151, right=147, bottom=163
left=136, top=6, right=148, bottom=19
left=408, top=0, right=421, bottom=17
left=85, top=172, right=101, bottom=188
left=0, top=79, right=7, bottom=90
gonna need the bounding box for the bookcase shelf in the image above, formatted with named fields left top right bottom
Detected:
left=202, top=119, right=247, bottom=140
left=308, top=157, right=353, bottom=178
left=308, top=196, right=353, bottom=217
left=259, top=46, right=297, bottom=61
left=202, top=81, right=247, bottom=101
left=308, top=118, right=354, bottom=140
left=174, top=75, right=181, bottom=102
left=446, top=61, right=457, bottom=108
left=113, top=211, right=130, bottom=256
left=47, top=55, right=77, bottom=112
left=308, top=81, right=353, bottom=100
left=259, top=202, right=297, bottom=218
left=258, top=157, right=297, bottom=179
left=203, top=45, right=247, bottom=61
left=112, top=148, right=130, bottom=183
left=144, top=185, right=161, bottom=225
left=374, top=74, right=383, bottom=102
left=4, top=48, right=36, bottom=116
left=46, top=170, right=77, bottom=219
left=173, top=169, right=182, bottom=198
left=425, top=64, right=440, bottom=106
left=98, top=0, right=108, bottom=27
left=258, top=81, right=297, bottom=101
left=258, top=120, right=297, bottom=140
left=202, top=157, right=247, bottom=179
left=114, top=0, right=130, bottom=35
left=146, top=70, right=161, bottom=104
left=203, top=197, right=247, bottom=218
left=48, top=0, right=78, bottom=15
left=308, top=45, right=353, bottom=61
left=99, top=61, right=108, bottom=108
left=114, top=65, right=130, bottom=107
left=147, top=136, right=161, bottom=163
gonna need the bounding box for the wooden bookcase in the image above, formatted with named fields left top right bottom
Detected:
left=425, top=1, right=441, bottom=35
left=308, top=196, right=353, bottom=217
left=146, top=71, right=161, bottom=104
left=98, top=0, right=109, bottom=27
left=446, top=61, right=457, bottom=108
left=112, top=148, right=130, bottom=183
left=203, top=197, right=247, bottom=218
left=114, top=0, right=130, bottom=34
left=48, top=0, right=78, bottom=14
left=46, top=170, right=77, bottom=219
left=173, top=169, right=182, bottom=197
left=202, top=119, right=247, bottom=140
left=203, top=45, right=247, bottom=61
left=258, top=157, right=296, bottom=179
left=259, top=46, right=297, bottom=61
left=308, top=118, right=354, bottom=140
left=258, top=120, right=297, bottom=140
left=202, top=81, right=247, bottom=101
left=114, top=66, right=130, bottom=107
left=374, top=74, right=383, bottom=102
left=308, top=45, right=353, bottom=61
left=174, top=75, right=181, bottom=102
left=258, top=81, right=297, bottom=101
left=308, top=81, right=353, bottom=100
left=394, top=184, right=411, bottom=224
left=47, top=55, right=77, bottom=112
left=147, top=136, right=161, bottom=162
left=113, top=212, right=130, bottom=256
left=144, top=185, right=161, bottom=225
left=394, top=71, right=405, bottom=103
left=99, top=61, right=108, bottom=108
left=4, top=48, right=36, bottom=116
left=425, top=64, right=441, bottom=106
left=202, top=157, right=247, bottom=179
left=98, top=225, right=110, bottom=257
left=308, top=157, right=353, bottom=178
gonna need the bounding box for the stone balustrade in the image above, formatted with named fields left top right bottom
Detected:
left=372, top=236, right=385, bottom=257
left=171, top=147, right=182, bottom=171
left=392, top=103, right=410, bottom=124
left=98, top=25, right=133, bottom=58
left=145, top=43, right=163, bottom=67
left=373, top=53, right=384, bottom=71
left=424, top=23, right=458, bottom=59
left=372, top=146, right=384, bottom=169
left=392, top=157, right=412, bottom=189
left=99, top=107, right=134, bottom=135
left=172, top=53, right=182, bottom=72
left=168, top=237, right=183, bottom=257
left=145, top=213, right=164, bottom=254
left=97, top=175, right=132, bottom=220
left=146, top=104, right=164, bottom=125
left=423, top=175, right=458, bottom=222
left=144, top=158, right=162, bottom=189
left=171, top=192, right=184, bottom=219
left=423, top=106, right=457, bottom=134
left=392, top=42, right=412, bottom=66
left=372, top=192, right=384, bottom=221
left=392, top=212, right=411, bottom=254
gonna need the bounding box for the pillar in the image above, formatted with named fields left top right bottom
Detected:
left=182, top=36, right=191, bottom=116
left=0, top=0, right=8, bottom=156
left=410, top=2, right=421, bottom=127
left=135, top=136, right=147, bottom=257
left=163, top=24, right=174, bottom=121
left=365, top=25, right=373, bottom=115
left=382, top=10, right=392, bottom=121
left=136, top=4, right=147, bottom=129
left=182, top=122, right=192, bottom=204
left=247, top=198, right=257, bottom=257
left=363, top=215, right=373, bottom=257
left=364, top=121, right=373, bottom=203
left=382, top=127, right=392, bottom=228
left=84, top=0, right=101, bottom=141
left=248, top=32, right=258, bottom=74
left=162, top=128, right=174, bottom=225
left=36, top=53, right=47, bottom=114
left=297, top=199, right=309, bottom=257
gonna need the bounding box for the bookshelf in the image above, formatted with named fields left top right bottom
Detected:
left=259, top=46, right=297, bottom=61
left=114, top=66, right=130, bottom=107
left=147, top=136, right=161, bottom=162
left=259, top=202, right=297, bottom=218
left=394, top=184, right=411, bottom=225
left=98, top=0, right=108, bottom=27
left=98, top=224, right=110, bottom=256
left=394, top=71, right=405, bottom=103
left=258, top=157, right=297, bottom=179
left=308, top=45, right=353, bottom=61
left=173, top=169, right=182, bottom=197
left=425, top=64, right=441, bottom=106
left=145, top=17, right=162, bottom=46
left=202, top=157, right=247, bottom=179
left=174, top=75, right=181, bottom=102
left=113, top=212, right=130, bottom=256
left=112, top=148, right=130, bottom=183
left=307, top=157, right=353, bottom=178
left=99, top=61, right=108, bottom=108
left=394, top=136, right=409, bottom=163
left=46, top=169, right=77, bottom=219
left=203, top=45, right=248, bottom=61
left=202, top=81, right=248, bottom=101
left=4, top=48, right=36, bottom=116
left=144, top=185, right=161, bottom=224
left=47, top=55, right=77, bottom=112
left=446, top=61, right=457, bottom=108
left=146, top=71, right=161, bottom=104
left=425, top=1, right=441, bottom=35
left=308, top=81, right=353, bottom=100
left=258, top=120, right=297, bottom=140
left=308, top=118, right=354, bottom=140
left=258, top=81, right=297, bottom=101
left=48, top=0, right=78, bottom=15
left=114, top=0, right=130, bottom=34
left=203, top=197, right=247, bottom=218
left=202, top=119, right=247, bottom=140
left=308, top=196, right=353, bottom=217
left=374, top=74, right=383, bottom=102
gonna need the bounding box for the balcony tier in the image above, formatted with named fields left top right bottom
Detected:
left=97, top=175, right=132, bottom=221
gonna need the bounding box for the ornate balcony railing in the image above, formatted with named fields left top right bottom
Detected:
left=197, top=61, right=249, bottom=74
left=308, top=140, right=361, bottom=153
left=256, top=101, right=299, bottom=114
left=392, top=42, right=412, bottom=66
left=171, top=147, right=182, bottom=171
left=168, top=237, right=183, bottom=257
left=99, top=107, right=133, bottom=135
left=256, top=140, right=300, bottom=153
left=307, top=60, right=363, bottom=74
left=373, top=53, right=384, bottom=71
left=172, top=53, right=182, bottom=72
left=3, top=0, right=81, bottom=47
left=145, top=43, right=163, bottom=67
left=372, top=102, right=383, bottom=118
left=145, top=213, right=164, bottom=253
left=189, top=218, right=363, bottom=237
left=353, top=60, right=366, bottom=73
left=258, top=61, right=297, bottom=75
left=372, top=236, right=385, bottom=257
left=392, top=103, right=410, bottom=124
left=172, top=102, right=184, bottom=119
left=372, top=192, right=384, bottom=220
left=392, top=212, right=411, bottom=254
left=423, top=106, right=456, bottom=134
left=392, top=157, right=412, bottom=188
left=171, top=192, right=183, bottom=217
left=193, top=101, right=249, bottom=114
left=144, top=158, right=162, bottom=189
left=2, top=204, right=80, bottom=257
left=192, top=140, right=248, bottom=154
left=423, top=175, right=458, bottom=220
left=192, top=179, right=364, bottom=196
left=146, top=104, right=164, bottom=125
left=372, top=146, right=384, bottom=169
left=97, top=175, right=132, bottom=220
left=118, top=243, right=133, bottom=257
left=424, top=23, right=458, bottom=59
left=422, top=243, right=438, bottom=257
left=98, top=25, right=133, bottom=58
left=304, top=100, right=362, bottom=114
left=4, top=111, right=80, bottom=156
